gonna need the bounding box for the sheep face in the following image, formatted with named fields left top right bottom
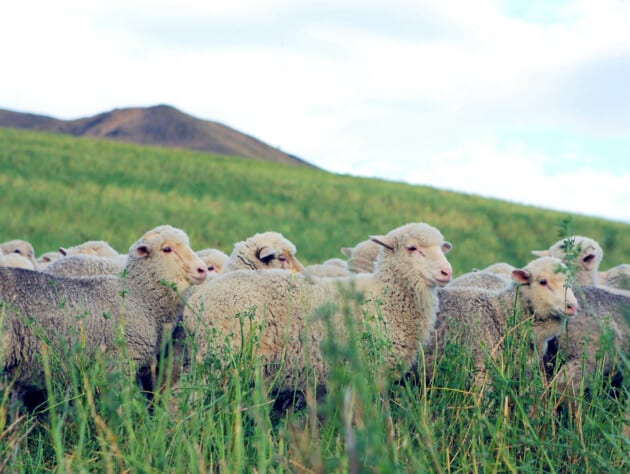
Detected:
left=0, top=240, right=36, bottom=268
left=371, top=222, right=453, bottom=287
left=532, top=236, right=603, bottom=276
left=256, top=246, right=305, bottom=272
left=127, top=225, right=207, bottom=289
left=512, top=257, right=578, bottom=321
left=197, top=249, right=228, bottom=275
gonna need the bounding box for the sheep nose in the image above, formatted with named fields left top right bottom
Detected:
left=197, top=266, right=207, bottom=278
left=565, top=302, right=577, bottom=316
left=441, top=268, right=452, bottom=279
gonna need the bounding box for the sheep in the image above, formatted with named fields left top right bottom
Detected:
left=532, top=235, right=603, bottom=286
left=546, top=284, right=630, bottom=396
left=599, top=264, right=630, bottom=291
left=2, top=252, right=36, bottom=270
left=304, top=258, right=352, bottom=278
left=59, top=239, right=120, bottom=258
left=183, top=222, right=453, bottom=393
left=36, top=251, right=62, bottom=269
left=0, top=224, right=207, bottom=408
left=447, top=270, right=512, bottom=291
left=420, top=257, right=578, bottom=388
left=0, top=239, right=37, bottom=269
left=197, top=248, right=229, bottom=276
left=42, top=253, right=127, bottom=278
left=222, top=231, right=305, bottom=273
left=478, top=262, right=516, bottom=277
left=341, top=239, right=381, bottom=273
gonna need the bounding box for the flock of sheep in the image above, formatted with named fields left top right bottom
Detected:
left=0, top=222, right=628, bottom=417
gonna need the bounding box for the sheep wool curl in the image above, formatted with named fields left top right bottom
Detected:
left=0, top=239, right=37, bottom=270
left=423, top=257, right=578, bottom=385
left=0, top=225, right=207, bottom=400
left=532, top=235, right=603, bottom=286
left=184, top=222, right=453, bottom=391
left=59, top=239, right=120, bottom=257
left=222, top=231, right=305, bottom=273
left=197, top=248, right=229, bottom=276
left=341, top=238, right=381, bottom=273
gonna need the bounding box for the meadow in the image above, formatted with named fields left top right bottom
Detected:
left=0, top=127, right=628, bottom=472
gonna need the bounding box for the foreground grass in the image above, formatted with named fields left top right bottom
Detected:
left=1, top=290, right=627, bottom=473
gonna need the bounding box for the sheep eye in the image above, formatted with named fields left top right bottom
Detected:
left=539, top=278, right=547, bottom=286
left=14, top=249, right=22, bottom=254
left=162, top=246, right=172, bottom=253
left=278, top=255, right=287, bottom=262
left=407, top=246, right=417, bottom=252
left=207, top=265, right=215, bottom=272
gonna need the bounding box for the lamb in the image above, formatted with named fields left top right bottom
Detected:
left=222, top=231, right=305, bottom=273
left=0, top=225, right=207, bottom=407
left=183, top=222, right=453, bottom=392
left=59, top=239, right=120, bottom=257
left=341, top=238, right=381, bottom=273
left=197, top=248, right=229, bottom=276
left=532, top=235, right=603, bottom=286
left=0, top=239, right=37, bottom=269
left=420, top=257, right=578, bottom=387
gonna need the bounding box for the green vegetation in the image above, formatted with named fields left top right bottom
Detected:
left=0, top=127, right=628, bottom=472
left=1, top=127, right=629, bottom=275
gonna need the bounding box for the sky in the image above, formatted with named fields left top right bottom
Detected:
left=1, top=0, right=629, bottom=223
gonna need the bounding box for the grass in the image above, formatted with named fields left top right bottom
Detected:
left=0, top=127, right=628, bottom=472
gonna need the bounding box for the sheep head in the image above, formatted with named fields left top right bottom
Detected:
left=371, top=222, right=453, bottom=287
left=532, top=235, right=603, bottom=283
left=512, top=256, right=578, bottom=321
left=0, top=239, right=37, bottom=269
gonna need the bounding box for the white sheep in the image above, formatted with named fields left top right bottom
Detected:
left=304, top=258, right=352, bottom=278
left=2, top=252, right=36, bottom=270
left=341, top=239, right=381, bottom=273
left=447, top=270, right=512, bottom=291
left=422, top=257, right=578, bottom=387
left=42, top=253, right=128, bottom=278
left=197, top=248, right=229, bottom=276
left=222, top=231, right=305, bottom=273
left=183, top=222, right=453, bottom=392
left=36, top=251, right=62, bottom=269
left=532, top=235, right=603, bottom=286
left=599, top=264, right=630, bottom=291
left=0, top=239, right=37, bottom=269
left=0, top=224, right=207, bottom=407
left=59, top=239, right=120, bottom=257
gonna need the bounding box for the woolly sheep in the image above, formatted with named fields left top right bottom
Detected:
left=0, top=239, right=37, bottom=269
left=0, top=225, right=207, bottom=406
left=42, top=253, right=128, bottom=278
left=341, top=239, right=381, bottom=273
left=599, top=264, right=630, bottom=291
left=532, top=236, right=603, bottom=286
left=36, top=251, right=62, bottom=269
left=546, top=285, right=630, bottom=396
left=59, top=239, right=120, bottom=257
left=222, top=231, right=305, bottom=273
left=421, top=257, right=578, bottom=387
left=447, top=270, right=512, bottom=291
left=183, top=222, right=453, bottom=392
left=197, top=248, right=229, bottom=276
left=3, top=252, right=36, bottom=270
left=478, top=262, right=516, bottom=277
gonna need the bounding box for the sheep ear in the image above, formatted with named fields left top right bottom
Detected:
left=531, top=250, right=551, bottom=257
left=442, top=241, right=453, bottom=254
left=59, top=247, right=68, bottom=256
left=341, top=247, right=352, bottom=257
left=134, top=244, right=151, bottom=258
left=511, top=269, right=531, bottom=285
left=370, top=235, right=394, bottom=251
left=258, top=246, right=275, bottom=262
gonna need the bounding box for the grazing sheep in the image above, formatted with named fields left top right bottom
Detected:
left=42, top=254, right=127, bottom=278
left=532, top=236, right=603, bottom=286
left=341, top=239, right=381, bottom=273
left=0, top=225, right=207, bottom=406
left=223, top=231, right=305, bottom=273
left=599, top=264, right=630, bottom=291
left=421, top=257, right=578, bottom=387
left=59, top=240, right=120, bottom=258
left=0, top=239, right=37, bottom=269
left=183, top=222, right=453, bottom=392
left=197, top=248, right=229, bottom=276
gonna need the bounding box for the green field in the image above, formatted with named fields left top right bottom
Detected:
left=0, top=127, right=628, bottom=472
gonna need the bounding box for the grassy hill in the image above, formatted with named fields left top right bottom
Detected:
left=1, top=126, right=628, bottom=276
left=0, top=127, right=628, bottom=472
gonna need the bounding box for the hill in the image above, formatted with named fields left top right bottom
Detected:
left=1, top=126, right=628, bottom=275
left=0, top=104, right=313, bottom=167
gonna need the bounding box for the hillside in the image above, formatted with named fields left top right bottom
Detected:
left=1, top=127, right=629, bottom=275
left=0, top=104, right=312, bottom=167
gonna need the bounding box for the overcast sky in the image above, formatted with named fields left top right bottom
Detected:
left=2, top=0, right=629, bottom=223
